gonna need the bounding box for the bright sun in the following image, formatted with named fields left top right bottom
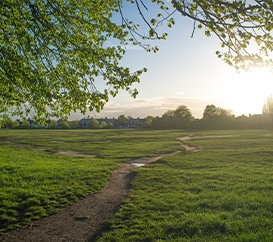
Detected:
left=220, top=68, right=273, bottom=116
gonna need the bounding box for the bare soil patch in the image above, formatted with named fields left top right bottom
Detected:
left=178, top=135, right=238, bottom=141
left=5, top=142, right=98, bottom=158
left=178, top=135, right=238, bottom=152
left=56, top=150, right=97, bottom=158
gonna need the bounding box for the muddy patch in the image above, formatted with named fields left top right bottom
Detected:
left=4, top=142, right=98, bottom=158
left=56, top=150, right=97, bottom=158
left=3, top=140, right=13, bottom=145
left=129, top=151, right=182, bottom=168
left=181, top=143, right=200, bottom=152
left=129, top=156, right=162, bottom=167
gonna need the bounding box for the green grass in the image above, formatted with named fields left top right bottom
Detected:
left=0, top=129, right=185, bottom=160
left=0, top=129, right=185, bottom=233
left=0, top=145, right=115, bottom=232
left=2, top=129, right=273, bottom=241
left=98, top=129, right=273, bottom=241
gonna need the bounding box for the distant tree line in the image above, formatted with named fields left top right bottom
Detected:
left=147, top=104, right=273, bottom=130
left=1, top=101, right=273, bottom=130
left=0, top=115, right=145, bottom=129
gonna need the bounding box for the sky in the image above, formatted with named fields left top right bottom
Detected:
left=71, top=2, right=273, bottom=120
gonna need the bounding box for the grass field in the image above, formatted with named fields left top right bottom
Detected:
left=0, top=129, right=186, bottom=233
left=98, top=129, right=273, bottom=241
left=1, top=129, right=273, bottom=241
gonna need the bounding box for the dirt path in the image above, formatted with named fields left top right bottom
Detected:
left=1, top=135, right=226, bottom=241
left=178, top=134, right=237, bottom=152
left=0, top=163, right=133, bottom=242
left=0, top=156, right=168, bottom=242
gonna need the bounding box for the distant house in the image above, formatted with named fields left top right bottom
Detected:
left=97, top=118, right=118, bottom=128
left=125, top=118, right=145, bottom=128
left=78, top=118, right=91, bottom=128
left=78, top=117, right=145, bottom=128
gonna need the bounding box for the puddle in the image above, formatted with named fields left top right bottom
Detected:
left=131, top=163, right=145, bottom=168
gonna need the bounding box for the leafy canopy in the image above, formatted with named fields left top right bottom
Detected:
left=171, top=0, right=273, bottom=69
left=121, top=0, right=273, bottom=69
left=1, top=0, right=149, bottom=120
left=1, top=0, right=273, bottom=120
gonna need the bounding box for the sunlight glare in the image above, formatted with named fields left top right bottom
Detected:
left=220, top=68, right=273, bottom=116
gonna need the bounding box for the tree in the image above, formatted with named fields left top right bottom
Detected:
left=162, top=110, right=175, bottom=119
left=20, top=119, right=30, bottom=129
left=161, top=106, right=193, bottom=128
left=0, top=115, right=12, bottom=129
left=49, top=120, right=59, bottom=129
left=3, top=1, right=273, bottom=120
left=100, top=121, right=107, bottom=129
left=69, top=121, right=79, bottom=129
left=0, top=120, right=4, bottom=129
left=202, top=104, right=233, bottom=129
left=263, top=95, right=273, bottom=114
left=119, top=0, right=273, bottom=69
left=1, top=1, right=146, bottom=120
left=170, top=1, right=273, bottom=69
left=160, top=110, right=175, bottom=128
left=59, top=121, right=69, bottom=129
left=203, top=104, right=233, bottom=120
left=203, top=105, right=220, bottom=120
left=88, top=119, right=99, bottom=129
left=106, top=122, right=114, bottom=129
left=117, top=115, right=127, bottom=127
left=145, top=116, right=154, bottom=127
left=174, top=105, right=193, bottom=127
left=11, top=120, right=19, bottom=129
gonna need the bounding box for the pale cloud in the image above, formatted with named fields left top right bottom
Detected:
left=70, top=96, right=228, bottom=120
left=173, top=91, right=185, bottom=96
